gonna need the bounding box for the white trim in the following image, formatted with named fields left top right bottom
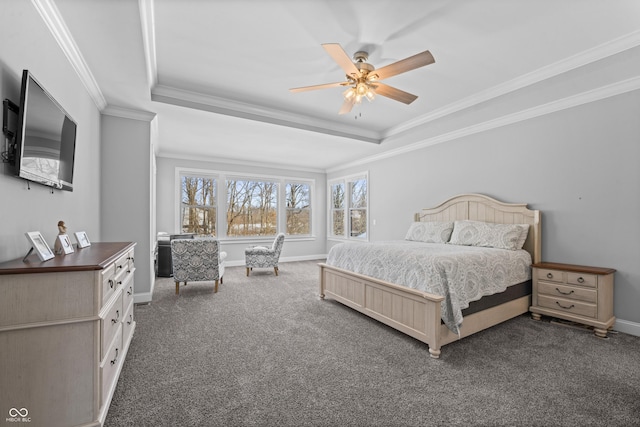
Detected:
left=225, top=254, right=326, bottom=267
left=613, top=318, right=640, bottom=337
left=327, top=77, right=640, bottom=173
left=156, top=150, right=325, bottom=174
left=134, top=291, right=153, bottom=304
left=385, top=29, right=640, bottom=138
left=151, top=84, right=381, bottom=143
left=31, top=0, right=107, bottom=110
left=102, top=105, right=157, bottom=122
left=138, top=0, right=158, bottom=89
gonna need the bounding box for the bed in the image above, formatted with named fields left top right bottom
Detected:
left=319, top=194, right=541, bottom=359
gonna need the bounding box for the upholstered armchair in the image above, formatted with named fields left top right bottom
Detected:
left=171, top=238, right=227, bottom=295
left=245, top=233, right=285, bottom=276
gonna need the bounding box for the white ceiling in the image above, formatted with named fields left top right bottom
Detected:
left=50, top=0, right=640, bottom=171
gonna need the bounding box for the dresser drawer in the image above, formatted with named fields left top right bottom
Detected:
left=567, top=272, right=597, bottom=288
left=101, top=292, right=123, bottom=359
left=122, top=276, right=135, bottom=311
left=122, top=301, right=135, bottom=347
left=538, top=294, right=596, bottom=318
left=101, top=326, right=123, bottom=404
left=538, top=282, right=597, bottom=303
left=101, top=263, right=117, bottom=305
left=536, top=268, right=563, bottom=283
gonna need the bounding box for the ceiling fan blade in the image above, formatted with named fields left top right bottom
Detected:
left=322, top=43, right=360, bottom=77
left=372, top=50, right=435, bottom=81
left=338, top=98, right=355, bottom=115
left=373, top=83, right=418, bottom=104
left=289, top=81, right=350, bottom=93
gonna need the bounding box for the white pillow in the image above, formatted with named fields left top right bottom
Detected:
left=405, top=222, right=454, bottom=243
left=448, top=220, right=529, bottom=250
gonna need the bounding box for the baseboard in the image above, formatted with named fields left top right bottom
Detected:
left=134, top=291, right=153, bottom=304
left=225, top=254, right=327, bottom=267
left=613, top=318, right=640, bottom=337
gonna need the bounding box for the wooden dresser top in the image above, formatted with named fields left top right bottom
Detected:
left=0, top=242, right=135, bottom=275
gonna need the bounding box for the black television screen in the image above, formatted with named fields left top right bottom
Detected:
left=14, top=70, right=77, bottom=191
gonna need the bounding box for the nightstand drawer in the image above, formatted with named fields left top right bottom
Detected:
left=536, top=268, right=563, bottom=283
left=567, top=272, right=597, bottom=288
left=538, top=282, right=597, bottom=303
left=538, top=294, right=596, bottom=318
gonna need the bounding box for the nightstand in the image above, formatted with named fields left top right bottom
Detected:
left=530, top=262, right=616, bottom=338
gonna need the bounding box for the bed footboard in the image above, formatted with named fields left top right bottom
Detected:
left=319, top=263, right=445, bottom=358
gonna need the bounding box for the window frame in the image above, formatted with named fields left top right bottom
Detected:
left=327, top=171, right=369, bottom=242
left=175, top=167, right=315, bottom=242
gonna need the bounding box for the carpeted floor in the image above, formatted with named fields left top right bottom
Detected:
left=105, top=260, right=640, bottom=427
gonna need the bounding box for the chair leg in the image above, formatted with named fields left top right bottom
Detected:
left=274, top=266, right=278, bottom=276
left=214, top=280, right=219, bottom=293
left=246, top=267, right=250, bottom=276
left=175, top=281, right=180, bottom=295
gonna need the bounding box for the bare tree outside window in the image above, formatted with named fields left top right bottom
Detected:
left=226, top=179, right=277, bottom=236
left=181, top=175, right=216, bottom=235
left=331, top=183, right=345, bottom=236
left=350, top=179, right=367, bottom=238
left=286, top=183, right=311, bottom=235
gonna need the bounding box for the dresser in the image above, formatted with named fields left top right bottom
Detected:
left=530, top=262, right=615, bottom=338
left=0, top=242, right=136, bottom=427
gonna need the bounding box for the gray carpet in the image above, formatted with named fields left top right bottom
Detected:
left=105, top=260, right=640, bottom=427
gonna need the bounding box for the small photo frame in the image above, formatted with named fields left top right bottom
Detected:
left=57, top=234, right=75, bottom=254
left=75, top=231, right=91, bottom=248
left=25, top=231, right=55, bottom=262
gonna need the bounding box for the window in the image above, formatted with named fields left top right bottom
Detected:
left=177, top=168, right=314, bottom=239
left=180, top=174, right=216, bottom=235
left=286, top=182, right=311, bottom=235
left=330, top=182, right=345, bottom=237
left=329, top=173, right=368, bottom=240
left=226, top=178, right=277, bottom=237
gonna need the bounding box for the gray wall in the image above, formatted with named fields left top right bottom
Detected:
left=0, top=1, right=101, bottom=262
left=101, top=114, right=155, bottom=302
left=156, top=156, right=327, bottom=264
left=329, top=90, right=640, bottom=330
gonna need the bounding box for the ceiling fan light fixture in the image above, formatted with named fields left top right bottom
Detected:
left=343, top=87, right=356, bottom=100
left=365, top=89, right=376, bottom=102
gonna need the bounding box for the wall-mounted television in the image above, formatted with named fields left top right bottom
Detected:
left=13, top=70, right=77, bottom=191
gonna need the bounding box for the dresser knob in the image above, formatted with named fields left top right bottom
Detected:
left=109, top=279, right=114, bottom=289
left=556, top=288, right=574, bottom=296
left=547, top=273, right=553, bottom=279
left=577, top=277, right=585, bottom=283
left=111, top=310, right=120, bottom=324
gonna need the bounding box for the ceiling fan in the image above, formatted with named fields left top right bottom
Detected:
left=290, top=43, right=435, bottom=114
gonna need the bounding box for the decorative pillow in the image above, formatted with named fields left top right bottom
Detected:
left=405, top=221, right=454, bottom=243
left=448, top=220, right=530, bottom=250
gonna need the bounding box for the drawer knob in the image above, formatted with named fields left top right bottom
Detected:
left=111, top=310, right=120, bottom=324
left=110, top=348, right=119, bottom=365
left=127, top=287, right=133, bottom=296
left=577, top=277, right=585, bottom=283
left=546, top=273, right=553, bottom=279
left=556, top=301, right=575, bottom=310
left=556, top=287, right=574, bottom=296
left=109, top=279, right=114, bottom=289
left=127, top=314, right=133, bottom=325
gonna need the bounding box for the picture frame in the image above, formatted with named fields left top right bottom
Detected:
left=25, top=231, right=55, bottom=262
left=57, top=234, right=75, bottom=254
left=75, top=231, right=91, bottom=248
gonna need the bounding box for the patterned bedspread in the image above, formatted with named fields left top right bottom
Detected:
left=326, top=241, right=532, bottom=334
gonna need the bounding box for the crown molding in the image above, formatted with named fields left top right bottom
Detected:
left=383, top=29, right=640, bottom=140
left=102, top=105, right=157, bottom=122
left=327, top=76, right=640, bottom=173
left=151, top=84, right=382, bottom=144
left=139, top=0, right=158, bottom=89
left=156, top=150, right=325, bottom=174
left=31, top=0, right=107, bottom=110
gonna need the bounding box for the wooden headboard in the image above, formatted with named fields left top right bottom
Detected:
left=415, top=194, right=541, bottom=264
